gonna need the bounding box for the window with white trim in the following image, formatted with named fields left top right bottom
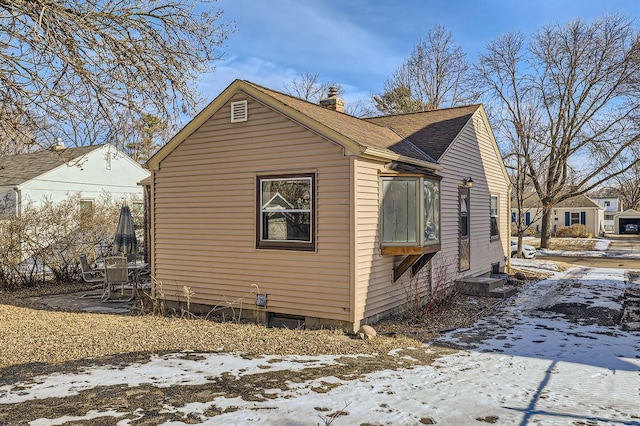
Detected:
left=570, top=212, right=580, bottom=225
left=257, top=174, right=314, bottom=250
left=490, top=195, right=499, bottom=237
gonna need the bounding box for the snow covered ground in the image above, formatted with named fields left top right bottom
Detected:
left=523, top=236, right=640, bottom=259
left=1, top=265, right=639, bottom=425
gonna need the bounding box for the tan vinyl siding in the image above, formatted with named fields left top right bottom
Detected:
left=438, top=112, right=509, bottom=278
left=353, top=158, right=405, bottom=324
left=351, top=110, right=510, bottom=326
left=153, top=93, right=352, bottom=321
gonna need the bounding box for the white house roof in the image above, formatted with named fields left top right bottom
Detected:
left=0, top=145, right=101, bottom=187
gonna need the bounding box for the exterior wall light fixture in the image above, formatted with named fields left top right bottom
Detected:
left=463, top=177, right=474, bottom=188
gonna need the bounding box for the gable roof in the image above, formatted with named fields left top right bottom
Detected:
left=0, top=145, right=101, bottom=187
left=242, top=81, right=437, bottom=163
left=516, top=191, right=603, bottom=209
left=364, top=105, right=481, bottom=161
left=614, top=208, right=640, bottom=218
left=148, top=80, right=486, bottom=171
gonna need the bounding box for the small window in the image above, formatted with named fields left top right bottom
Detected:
left=570, top=212, right=580, bottom=225
left=257, top=174, right=314, bottom=251
left=380, top=175, right=440, bottom=249
left=490, top=195, right=499, bottom=237
left=0, top=191, right=17, bottom=216
left=231, top=100, right=248, bottom=122
left=460, top=191, right=469, bottom=237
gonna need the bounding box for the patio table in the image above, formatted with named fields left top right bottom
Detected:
left=96, top=258, right=149, bottom=301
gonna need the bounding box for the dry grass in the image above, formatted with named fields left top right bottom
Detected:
left=525, top=237, right=599, bottom=251
left=0, top=282, right=451, bottom=370
left=0, top=302, right=429, bottom=370
left=0, top=281, right=512, bottom=370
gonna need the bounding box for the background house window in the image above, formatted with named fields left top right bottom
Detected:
left=564, top=211, right=586, bottom=225
left=490, top=195, right=499, bottom=237
left=258, top=174, right=314, bottom=250
left=0, top=191, right=17, bottom=216
left=570, top=212, right=580, bottom=225
left=380, top=175, right=440, bottom=247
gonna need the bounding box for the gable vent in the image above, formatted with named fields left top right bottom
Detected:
left=230, top=100, right=248, bottom=123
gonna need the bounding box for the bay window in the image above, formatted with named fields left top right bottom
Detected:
left=380, top=174, right=440, bottom=254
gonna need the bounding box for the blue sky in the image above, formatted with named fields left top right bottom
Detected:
left=198, top=0, right=639, bottom=108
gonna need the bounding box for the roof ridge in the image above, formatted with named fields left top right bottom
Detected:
left=1, top=144, right=103, bottom=159
left=364, top=104, right=481, bottom=120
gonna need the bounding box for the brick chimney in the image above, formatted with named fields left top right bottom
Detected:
left=319, top=86, right=345, bottom=113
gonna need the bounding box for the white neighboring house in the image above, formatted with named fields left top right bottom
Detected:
left=512, top=192, right=605, bottom=237
left=0, top=144, right=150, bottom=216
left=590, top=195, right=623, bottom=233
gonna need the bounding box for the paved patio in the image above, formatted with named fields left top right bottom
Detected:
left=26, top=290, right=137, bottom=315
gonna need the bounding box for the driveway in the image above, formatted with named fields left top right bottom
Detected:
left=0, top=266, right=638, bottom=425
left=605, top=233, right=640, bottom=252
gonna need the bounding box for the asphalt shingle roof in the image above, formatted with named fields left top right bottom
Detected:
left=0, top=145, right=100, bottom=187
left=516, top=191, right=602, bottom=209
left=148, top=79, right=484, bottom=170
left=364, top=105, right=481, bottom=161
left=243, top=81, right=478, bottom=164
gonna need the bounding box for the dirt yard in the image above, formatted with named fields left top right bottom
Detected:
left=1, top=266, right=635, bottom=425
left=0, top=283, right=507, bottom=424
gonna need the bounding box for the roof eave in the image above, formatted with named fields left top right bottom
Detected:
left=360, top=146, right=442, bottom=171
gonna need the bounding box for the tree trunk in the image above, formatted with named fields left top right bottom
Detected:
left=539, top=206, right=553, bottom=248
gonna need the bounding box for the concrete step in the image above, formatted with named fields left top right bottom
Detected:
left=488, top=285, right=519, bottom=299
left=455, top=277, right=512, bottom=298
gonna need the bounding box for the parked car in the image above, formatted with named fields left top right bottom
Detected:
left=511, top=241, right=537, bottom=259
left=624, top=223, right=639, bottom=234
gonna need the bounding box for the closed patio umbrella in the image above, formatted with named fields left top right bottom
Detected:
left=113, top=202, right=137, bottom=255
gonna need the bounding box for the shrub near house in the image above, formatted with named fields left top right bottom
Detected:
left=0, top=193, right=140, bottom=288
left=555, top=224, right=592, bottom=238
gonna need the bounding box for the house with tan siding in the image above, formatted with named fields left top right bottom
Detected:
left=145, top=80, right=510, bottom=332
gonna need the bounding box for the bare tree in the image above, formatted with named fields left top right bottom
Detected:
left=476, top=15, right=640, bottom=248
left=283, top=72, right=375, bottom=117
left=373, top=24, right=477, bottom=114
left=283, top=72, right=336, bottom=103
left=610, top=155, right=640, bottom=210
left=0, top=0, right=233, bottom=152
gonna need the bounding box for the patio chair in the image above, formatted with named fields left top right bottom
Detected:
left=79, top=254, right=106, bottom=299
left=79, top=254, right=104, bottom=283
left=103, top=255, right=134, bottom=302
